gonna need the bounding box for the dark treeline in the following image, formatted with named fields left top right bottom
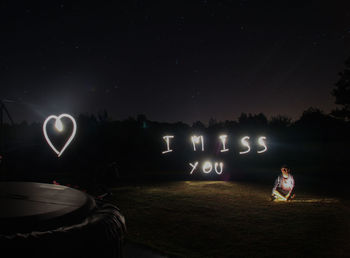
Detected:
left=0, top=107, right=349, bottom=187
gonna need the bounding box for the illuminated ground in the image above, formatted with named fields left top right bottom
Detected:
left=109, top=181, right=350, bottom=258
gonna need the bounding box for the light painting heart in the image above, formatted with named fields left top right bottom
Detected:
left=43, top=114, right=77, bottom=157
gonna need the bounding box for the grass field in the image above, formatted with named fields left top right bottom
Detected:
left=109, top=181, right=350, bottom=258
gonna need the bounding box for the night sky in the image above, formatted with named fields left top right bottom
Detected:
left=0, top=1, right=349, bottom=124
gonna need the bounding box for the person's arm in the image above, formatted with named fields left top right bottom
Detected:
left=285, top=190, right=292, bottom=199
left=272, top=189, right=287, bottom=200
left=286, top=176, right=295, bottom=200
left=272, top=177, right=279, bottom=195
left=272, top=176, right=288, bottom=200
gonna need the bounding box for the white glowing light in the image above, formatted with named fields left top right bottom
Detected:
left=189, top=161, right=199, bottom=174
left=55, top=119, right=64, bottom=132
left=43, top=114, right=77, bottom=157
left=219, top=135, right=229, bottom=152
left=202, top=161, right=212, bottom=173
left=239, top=136, right=250, bottom=154
left=191, top=135, right=204, bottom=151
left=162, top=135, right=174, bottom=154
left=214, top=162, right=224, bottom=174
left=257, top=136, right=267, bottom=153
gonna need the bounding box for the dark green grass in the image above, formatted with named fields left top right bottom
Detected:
left=109, top=181, right=350, bottom=258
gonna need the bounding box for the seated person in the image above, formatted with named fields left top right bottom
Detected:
left=271, top=165, right=295, bottom=201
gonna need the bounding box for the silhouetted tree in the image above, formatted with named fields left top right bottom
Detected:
left=331, top=57, right=350, bottom=120
left=254, top=113, right=268, bottom=125
left=269, top=115, right=292, bottom=128
left=97, top=109, right=110, bottom=123
left=238, top=113, right=248, bottom=124
left=192, top=121, right=205, bottom=130
left=208, top=118, right=217, bottom=128
left=238, top=112, right=267, bottom=126
left=78, top=113, right=98, bottom=126
left=297, top=107, right=326, bottom=124
left=173, top=121, right=189, bottom=130
left=137, top=114, right=148, bottom=128
left=294, top=107, right=335, bottom=137
left=223, top=120, right=238, bottom=130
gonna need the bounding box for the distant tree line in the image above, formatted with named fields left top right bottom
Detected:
left=0, top=57, right=349, bottom=183
left=0, top=106, right=348, bottom=182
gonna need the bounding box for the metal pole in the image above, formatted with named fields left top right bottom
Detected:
left=2, top=102, right=14, bottom=125
left=0, top=100, right=4, bottom=155
left=0, top=101, right=3, bottom=154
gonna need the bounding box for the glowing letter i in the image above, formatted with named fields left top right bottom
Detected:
left=162, top=135, right=174, bottom=154
left=219, top=135, right=229, bottom=152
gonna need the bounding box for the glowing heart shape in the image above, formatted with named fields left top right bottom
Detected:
left=43, top=114, right=77, bottom=157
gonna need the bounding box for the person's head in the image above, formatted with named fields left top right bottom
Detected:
left=281, top=164, right=290, bottom=178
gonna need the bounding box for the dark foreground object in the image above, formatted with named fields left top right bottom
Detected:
left=0, top=182, right=126, bottom=258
